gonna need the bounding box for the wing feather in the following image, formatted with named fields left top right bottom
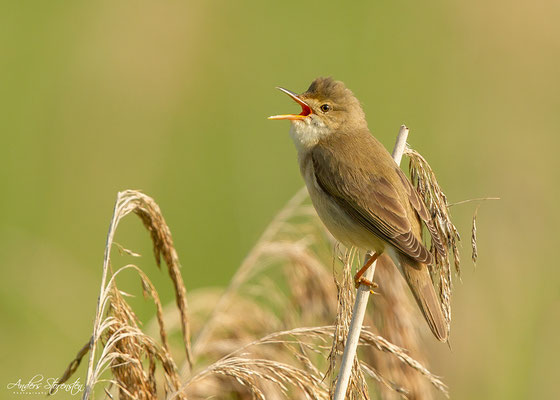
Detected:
left=311, top=145, right=433, bottom=264
left=395, top=167, right=446, bottom=257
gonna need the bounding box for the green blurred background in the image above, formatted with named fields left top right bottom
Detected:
left=1, top=1, right=559, bottom=399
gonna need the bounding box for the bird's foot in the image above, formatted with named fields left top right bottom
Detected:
left=354, top=276, right=379, bottom=294
left=353, top=252, right=380, bottom=294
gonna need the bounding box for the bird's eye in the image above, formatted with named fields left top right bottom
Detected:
left=320, top=104, right=331, bottom=113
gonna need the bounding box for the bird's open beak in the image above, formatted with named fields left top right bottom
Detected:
left=268, top=87, right=312, bottom=120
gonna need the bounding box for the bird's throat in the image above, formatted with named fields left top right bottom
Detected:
left=289, top=119, right=330, bottom=154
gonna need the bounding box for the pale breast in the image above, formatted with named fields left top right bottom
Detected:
left=299, top=153, right=386, bottom=253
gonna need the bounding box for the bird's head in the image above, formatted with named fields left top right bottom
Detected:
left=269, top=77, right=366, bottom=149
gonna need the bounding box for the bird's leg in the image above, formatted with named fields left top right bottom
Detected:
left=354, top=252, right=379, bottom=293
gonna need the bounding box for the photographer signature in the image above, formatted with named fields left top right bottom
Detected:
left=6, top=374, right=84, bottom=396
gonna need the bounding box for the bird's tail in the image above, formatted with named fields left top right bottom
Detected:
left=396, top=253, right=448, bottom=342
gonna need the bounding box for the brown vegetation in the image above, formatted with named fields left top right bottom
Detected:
left=56, top=159, right=462, bottom=398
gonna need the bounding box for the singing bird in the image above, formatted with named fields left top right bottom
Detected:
left=269, top=77, right=448, bottom=342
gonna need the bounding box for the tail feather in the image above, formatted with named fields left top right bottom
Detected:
left=397, top=253, right=448, bottom=342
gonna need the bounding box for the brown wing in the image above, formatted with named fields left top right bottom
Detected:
left=311, top=145, right=433, bottom=264
left=395, top=168, right=446, bottom=257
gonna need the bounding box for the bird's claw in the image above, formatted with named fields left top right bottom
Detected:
left=354, top=276, right=379, bottom=294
